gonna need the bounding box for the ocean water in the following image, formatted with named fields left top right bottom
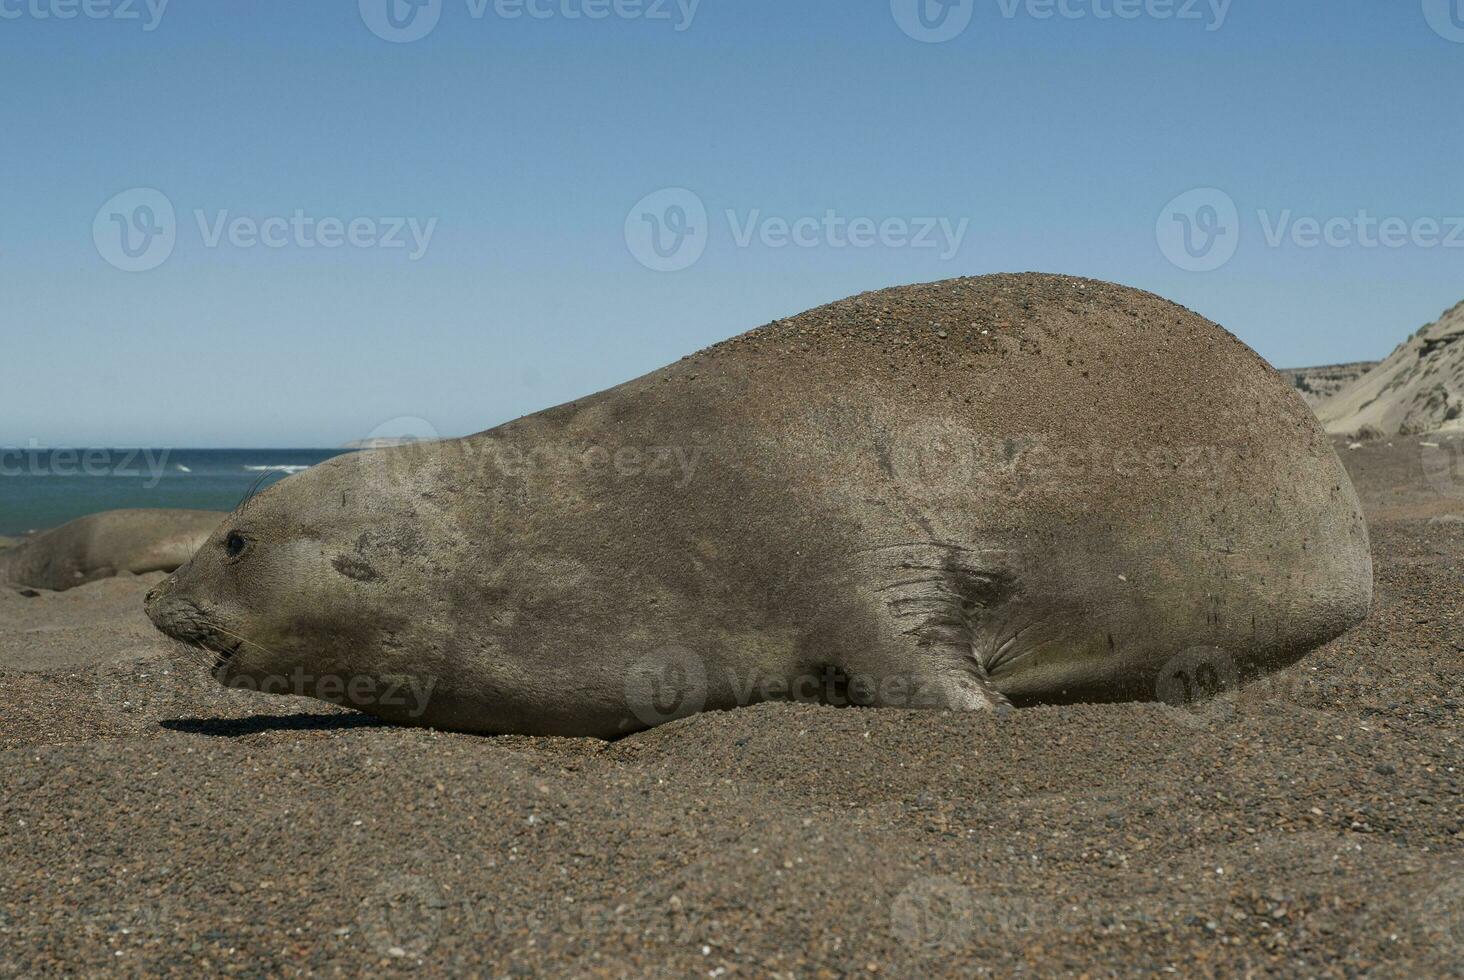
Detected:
left=0, top=449, right=351, bottom=536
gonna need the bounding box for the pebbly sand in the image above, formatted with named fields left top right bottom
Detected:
left=0, top=439, right=1459, bottom=977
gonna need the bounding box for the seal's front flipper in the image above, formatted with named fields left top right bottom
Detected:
left=919, top=654, right=1014, bottom=715
left=855, top=540, right=1019, bottom=715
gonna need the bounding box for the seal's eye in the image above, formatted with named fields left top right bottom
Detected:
left=224, top=532, right=248, bottom=559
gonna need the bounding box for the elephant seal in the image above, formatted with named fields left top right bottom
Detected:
left=146, top=274, right=1371, bottom=737
left=3, top=509, right=223, bottom=592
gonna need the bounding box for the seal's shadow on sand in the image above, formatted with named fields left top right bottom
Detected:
left=161, top=713, right=387, bottom=737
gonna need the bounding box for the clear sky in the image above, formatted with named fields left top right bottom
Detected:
left=2, top=0, right=1461, bottom=447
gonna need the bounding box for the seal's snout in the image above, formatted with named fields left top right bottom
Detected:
left=147, top=592, right=212, bottom=646
left=144, top=573, right=176, bottom=620
left=143, top=573, right=197, bottom=641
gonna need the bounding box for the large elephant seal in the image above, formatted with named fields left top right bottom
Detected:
left=146, top=274, right=1371, bottom=736
left=3, top=509, right=223, bottom=592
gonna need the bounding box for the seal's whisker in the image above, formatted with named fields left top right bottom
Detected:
left=206, top=623, right=278, bottom=655
left=162, top=623, right=279, bottom=678
left=201, top=624, right=283, bottom=675
left=164, top=637, right=216, bottom=672
left=233, top=469, right=282, bottom=515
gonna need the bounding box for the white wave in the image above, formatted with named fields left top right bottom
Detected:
left=242, top=464, right=311, bottom=474
left=175, top=464, right=191, bottom=473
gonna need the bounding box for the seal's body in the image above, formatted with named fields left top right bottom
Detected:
left=146, top=275, right=1371, bottom=736
left=4, top=509, right=221, bottom=592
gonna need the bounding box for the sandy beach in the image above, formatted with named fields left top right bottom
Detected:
left=0, top=437, right=1459, bottom=977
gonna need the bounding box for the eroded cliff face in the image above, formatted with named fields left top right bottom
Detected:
left=1311, top=300, right=1464, bottom=438
left=1283, top=361, right=1379, bottom=408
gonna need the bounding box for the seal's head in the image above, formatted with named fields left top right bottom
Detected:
left=143, top=448, right=435, bottom=717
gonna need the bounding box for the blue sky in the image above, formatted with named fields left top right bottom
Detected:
left=2, top=0, right=1461, bottom=446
